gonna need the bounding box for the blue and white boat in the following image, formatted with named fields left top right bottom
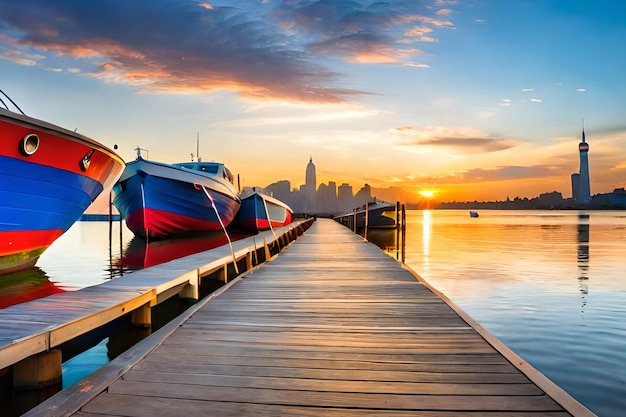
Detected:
left=113, top=150, right=241, bottom=240
left=237, top=187, right=293, bottom=233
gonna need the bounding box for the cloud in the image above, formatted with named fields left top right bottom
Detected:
left=391, top=125, right=519, bottom=153
left=461, top=165, right=565, bottom=181
left=404, top=62, right=430, bottom=68
left=307, top=33, right=425, bottom=63
left=0, top=0, right=458, bottom=104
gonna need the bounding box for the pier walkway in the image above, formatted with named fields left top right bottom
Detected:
left=27, top=218, right=594, bottom=416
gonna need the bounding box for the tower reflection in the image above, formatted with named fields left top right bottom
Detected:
left=577, top=213, right=590, bottom=316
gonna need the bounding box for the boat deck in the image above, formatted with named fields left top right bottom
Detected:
left=26, top=218, right=594, bottom=416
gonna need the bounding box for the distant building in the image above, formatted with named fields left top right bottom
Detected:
left=354, top=183, right=372, bottom=207
left=577, top=128, right=591, bottom=203
left=304, top=157, right=316, bottom=212
left=538, top=191, right=564, bottom=208
left=337, top=183, right=353, bottom=212
left=571, top=173, right=580, bottom=200
left=264, top=159, right=384, bottom=215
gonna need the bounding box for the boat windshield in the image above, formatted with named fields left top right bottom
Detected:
left=174, top=162, right=220, bottom=174
left=223, top=166, right=234, bottom=184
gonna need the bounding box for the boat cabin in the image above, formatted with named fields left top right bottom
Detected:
left=174, top=162, right=235, bottom=185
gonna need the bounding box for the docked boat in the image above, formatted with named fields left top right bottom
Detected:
left=0, top=95, right=125, bottom=275
left=237, top=187, right=293, bottom=233
left=333, top=199, right=396, bottom=230
left=112, top=150, right=241, bottom=240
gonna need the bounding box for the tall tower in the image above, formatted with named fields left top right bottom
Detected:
left=578, top=127, right=591, bottom=203
left=304, top=157, right=316, bottom=212
left=306, top=157, right=316, bottom=190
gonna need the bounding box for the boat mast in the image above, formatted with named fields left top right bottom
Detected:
left=196, top=132, right=201, bottom=162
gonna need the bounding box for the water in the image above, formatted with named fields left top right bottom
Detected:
left=376, top=209, right=626, bottom=417
left=3, top=212, right=626, bottom=416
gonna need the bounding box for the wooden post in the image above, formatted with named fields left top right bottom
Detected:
left=353, top=208, right=357, bottom=233
left=13, top=350, right=62, bottom=389
left=131, top=302, right=152, bottom=331
left=364, top=203, right=369, bottom=241
left=180, top=269, right=200, bottom=300
left=395, top=201, right=400, bottom=260
left=217, top=264, right=228, bottom=283
left=263, top=238, right=271, bottom=261
left=401, top=204, right=406, bottom=263
left=246, top=251, right=253, bottom=271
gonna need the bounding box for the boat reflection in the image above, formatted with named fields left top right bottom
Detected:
left=117, top=230, right=251, bottom=269
left=0, top=267, right=65, bottom=309
left=365, top=228, right=396, bottom=251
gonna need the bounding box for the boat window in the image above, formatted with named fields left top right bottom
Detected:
left=199, top=164, right=219, bottom=174
left=224, top=167, right=234, bottom=184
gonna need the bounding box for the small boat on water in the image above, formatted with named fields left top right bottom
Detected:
left=469, top=211, right=479, bottom=218
left=237, top=187, right=293, bottom=233
left=112, top=148, right=241, bottom=240
left=333, top=199, right=396, bottom=230
left=0, top=91, right=125, bottom=275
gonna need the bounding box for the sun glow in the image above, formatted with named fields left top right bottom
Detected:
left=419, top=190, right=435, bottom=198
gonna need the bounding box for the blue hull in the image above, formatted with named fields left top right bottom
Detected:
left=1, top=156, right=102, bottom=232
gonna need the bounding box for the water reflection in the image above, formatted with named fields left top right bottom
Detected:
left=0, top=267, right=65, bottom=308
left=577, top=213, right=590, bottom=316
left=365, top=228, right=396, bottom=251
left=115, top=230, right=250, bottom=270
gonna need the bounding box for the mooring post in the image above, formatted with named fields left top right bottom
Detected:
left=395, top=201, right=400, bottom=260
left=263, top=238, right=271, bottom=261
left=246, top=251, right=253, bottom=271
left=401, top=204, right=406, bottom=263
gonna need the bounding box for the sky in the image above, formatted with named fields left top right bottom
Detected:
left=1, top=0, right=626, bottom=205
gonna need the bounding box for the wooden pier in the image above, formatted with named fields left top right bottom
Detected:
left=25, top=218, right=595, bottom=416
left=0, top=221, right=310, bottom=394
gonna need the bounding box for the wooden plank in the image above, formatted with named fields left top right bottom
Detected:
left=78, top=394, right=572, bottom=417
left=106, top=380, right=564, bottom=411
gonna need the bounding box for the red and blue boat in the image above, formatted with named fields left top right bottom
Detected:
left=237, top=187, right=293, bottom=233
left=112, top=151, right=241, bottom=240
left=0, top=99, right=125, bottom=275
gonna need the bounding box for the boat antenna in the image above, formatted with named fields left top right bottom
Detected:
left=134, top=146, right=149, bottom=160
left=196, top=132, right=201, bottom=162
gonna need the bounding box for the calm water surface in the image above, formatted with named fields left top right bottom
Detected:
left=381, top=209, right=626, bottom=417
left=2, top=212, right=626, bottom=416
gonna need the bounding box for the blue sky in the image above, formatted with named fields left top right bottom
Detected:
left=1, top=0, right=625, bottom=203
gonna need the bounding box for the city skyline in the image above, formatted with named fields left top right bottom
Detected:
left=2, top=1, right=626, bottom=204
left=265, top=128, right=626, bottom=212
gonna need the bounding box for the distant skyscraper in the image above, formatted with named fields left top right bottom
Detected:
left=578, top=128, right=591, bottom=203
left=304, top=157, right=316, bottom=212
left=306, top=157, right=316, bottom=190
